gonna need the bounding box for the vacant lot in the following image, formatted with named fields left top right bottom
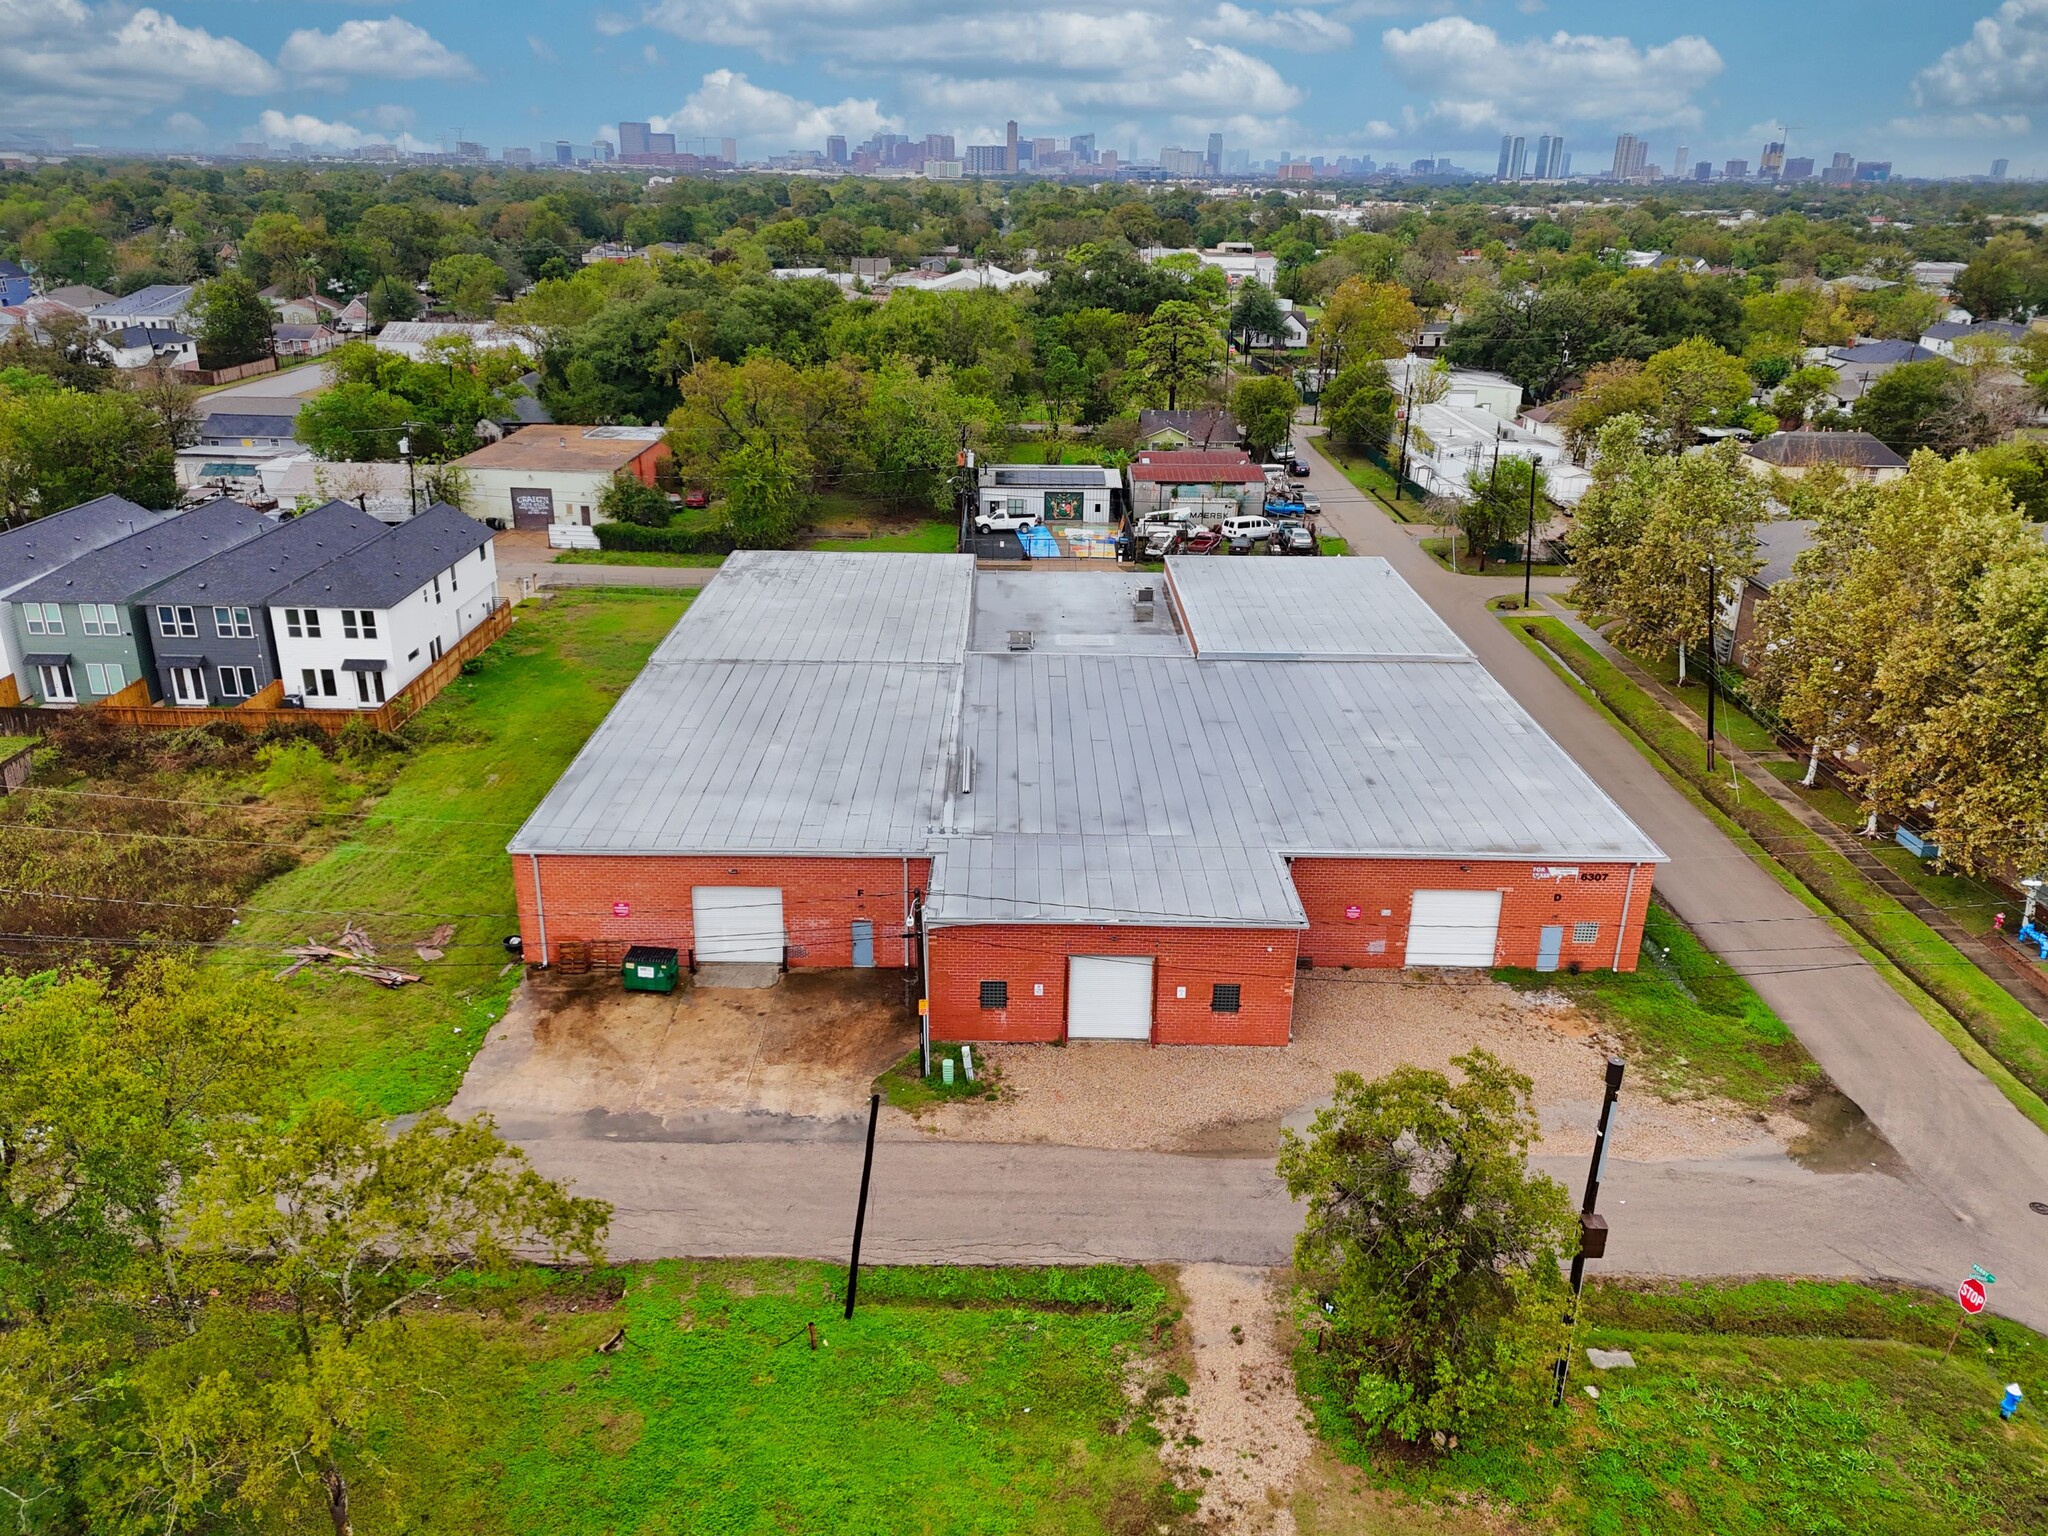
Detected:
left=215, top=588, right=692, bottom=1113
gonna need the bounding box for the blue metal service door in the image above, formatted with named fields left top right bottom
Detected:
left=851, top=919, right=875, bottom=968
left=1537, top=925, right=1564, bottom=973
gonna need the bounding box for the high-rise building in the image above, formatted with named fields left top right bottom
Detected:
left=1610, top=133, right=1647, bottom=181
left=1494, top=134, right=1526, bottom=181
left=456, top=141, right=486, bottom=161
left=1992, top=158, right=2011, bottom=180
left=1672, top=145, right=1689, bottom=180
left=1207, top=132, right=1223, bottom=175
left=720, top=138, right=737, bottom=164
left=1005, top=119, right=1019, bottom=174
left=618, top=122, right=650, bottom=156
left=1759, top=141, right=1785, bottom=178
left=1531, top=134, right=1566, bottom=179
left=1854, top=160, right=1892, bottom=182
left=1783, top=156, right=1814, bottom=181
left=501, top=146, right=531, bottom=165
left=1692, top=160, right=1714, bottom=182
left=826, top=135, right=847, bottom=164
left=1724, top=158, right=1749, bottom=179
left=1161, top=145, right=1207, bottom=176
left=554, top=141, right=574, bottom=165
left=1497, top=134, right=1515, bottom=180
left=965, top=144, right=1007, bottom=175
left=924, top=133, right=956, bottom=162
left=1069, top=133, right=1095, bottom=163
left=648, top=131, right=676, bottom=155
left=1821, top=151, right=1854, bottom=186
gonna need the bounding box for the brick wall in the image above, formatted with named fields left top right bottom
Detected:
left=1288, top=857, right=1655, bottom=972
left=514, top=854, right=929, bottom=969
left=925, top=924, right=1300, bottom=1046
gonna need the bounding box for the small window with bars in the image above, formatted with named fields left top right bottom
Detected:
left=1572, top=921, right=1600, bottom=945
left=1210, top=983, right=1242, bottom=1013
left=978, top=980, right=1008, bottom=1010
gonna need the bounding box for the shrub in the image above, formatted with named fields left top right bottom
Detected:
left=593, top=520, right=737, bottom=555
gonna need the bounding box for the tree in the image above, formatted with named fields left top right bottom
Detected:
left=1277, top=1052, right=1575, bottom=1444
left=1854, top=359, right=2027, bottom=456
left=863, top=361, right=1003, bottom=511
left=295, top=340, right=524, bottom=462
left=1459, top=455, right=1546, bottom=570
left=1128, top=299, right=1222, bottom=410
left=1313, top=277, right=1418, bottom=374
left=187, top=273, right=275, bottom=369
left=668, top=355, right=864, bottom=543
left=365, top=275, right=420, bottom=327
left=1036, top=340, right=1087, bottom=439
left=1442, top=284, right=1646, bottom=401
left=1638, top=336, right=1753, bottom=446
left=1320, top=361, right=1397, bottom=456
left=0, top=384, right=178, bottom=523
left=25, top=226, right=113, bottom=290
left=1232, top=374, right=1299, bottom=462
left=0, top=311, right=113, bottom=393
left=597, top=466, right=673, bottom=526
left=173, top=1103, right=608, bottom=1536
left=1770, top=364, right=1839, bottom=426
left=427, top=253, right=506, bottom=319
left=1964, top=438, right=2048, bottom=521
left=1558, top=360, right=1661, bottom=456
left=1229, top=280, right=1287, bottom=359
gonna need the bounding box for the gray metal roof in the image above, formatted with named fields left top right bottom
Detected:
left=88, top=284, right=192, bottom=319
left=140, top=501, right=386, bottom=606
left=985, top=465, right=1117, bottom=488
left=1166, top=555, right=1472, bottom=660
left=15, top=500, right=271, bottom=604
left=969, top=570, right=1187, bottom=655
left=200, top=413, right=299, bottom=441
left=268, top=504, right=493, bottom=611
left=1752, top=518, right=1818, bottom=590
left=926, top=836, right=1306, bottom=928
left=653, top=551, right=975, bottom=664
left=509, top=659, right=959, bottom=855
left=0, top=495, right=162, bottom=598
left=944, top=653, right=1664, bottom=863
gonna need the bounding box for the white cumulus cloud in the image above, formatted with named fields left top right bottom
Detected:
left=1381, top=16, right=1723, bottom=131
left=1916, top=0, right=2048, bottom=110
left=0, top=0, right=279, bottom=127
left=277, top=17, right=478, bottom=85
left=652, top=70, right=900, bottom=149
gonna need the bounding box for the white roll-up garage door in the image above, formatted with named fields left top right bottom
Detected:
left=1067, top=955, right=1155, bottom=1040
left=1405, top=889, right=1503, bottom=967
left=691, top=887, right=785, bottom=964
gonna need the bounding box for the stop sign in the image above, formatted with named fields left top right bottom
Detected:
left=1959, top=1277, right=1988, bottom=1315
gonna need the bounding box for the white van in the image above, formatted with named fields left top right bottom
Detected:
left=1219, top=514, right=1279, bottom=544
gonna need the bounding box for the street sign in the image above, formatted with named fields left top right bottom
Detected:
left=611, top=901, right=630, bottom=917
left=1958, top=1277, right=1988, bottom=1315
left=1344, top=904, right=1362, bottom=921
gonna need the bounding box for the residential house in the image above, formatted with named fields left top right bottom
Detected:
left=1727, top=519, right=1817, bottom=671
left=333, top=297, right=371, bottom=333
left=1125, top=451, right=1267, bottom=514
left=259, top=458, right=421, bottom=523
left=136, top=500, right=385, bottom=706
left=177, top=412, right=305, bottom=492
left=371, top=320, right=537, bottom=360
left=1920, top=319, right=2030, bottom=359
left=39, top=284, right=116, bottom=314
left=1136, top=409, right=1241, bottom=451
left=84, top=284, right=194, bottom=332
left=271, top=322, right=340, bottom=358
left=976, top=464, right=1120, bottom=525
left=1242, top=296, right=1310, bottom=350
left=266, top=504, right=499, bottom=709
left=0, top=259, right=28, bottom=306
left=0, top=495, right=162, bottom=702
left=1415, top=319, right=1451, bottom=357
left=0, top=300, right=80, bottom=344
left=97, top=324, right=198, bottom=369
left=258, top=288, right=344, bottom=326
left=1742, top=431, right=1907, bottom=484
left=8, top=500, right=271, bottom=706
left=1824, top=340, right=1938, bottom=404
left=1137, top=246, right=1280, bottom=287
left=448, top=426, right=671, bottom=528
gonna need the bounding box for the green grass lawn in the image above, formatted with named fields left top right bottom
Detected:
left=1318, top=535, right=1349, bottom=556
left=1506, top=614, right=2048, bottom=1132
left=350, top=1261, right=1183, bottom=1536
left=213, top=589, right=691, bottom=1113
left=1496, top=902, right=1820, bottom=1107
left=1000, top=442, right=1121, bottom=465
left=876, top=1042, right=1001, bottom=1111
left=1624, top=641, right=1782, bottom=755
left=554, top=548, right=728, bottom=567
left=1301, top=1279, right=2048, bottom=1536
left=0, top=734, right=37, bottom=758
left=811, top=520, right=958, bottom=552
left=1418, top=536, right=1569, bottom=578
left=1316, top=445, right=1424, bottom=522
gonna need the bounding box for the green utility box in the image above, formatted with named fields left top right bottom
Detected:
left=621, top=945, right=681, bottom=993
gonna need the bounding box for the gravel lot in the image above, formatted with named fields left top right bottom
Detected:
left=906, top=971, right=1783, bottom=1161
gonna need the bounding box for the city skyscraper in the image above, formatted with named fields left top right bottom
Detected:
left=1724, top=158, right=1749, bottom=179
left=1497, top=134, right=1514, bottom=179
left=618, top=121, right=650, bottom=156
left=1207, top=132, right=1223, bottom=175
left=1531, top=134, right=1566, bottom=179
left=1992, top=158, right=2011, bottom=179
left=1069, top=133, right=1094, bottom=163
left=1760, top=141, right=1786, bottom=178
left=1005, top=119, right=1019, bottom=173
left=1783, top=156, right=1814, bottom=181
left=1610, top=133, right=1647, bottom=181
left=826, top=135, right=846, bottom=164
left=554, top=140, right=574, bottom=165
left=1673, top=145, right=1689, bottom=180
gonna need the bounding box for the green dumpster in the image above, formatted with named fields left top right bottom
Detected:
left=621, top=944, right=681, bottom=994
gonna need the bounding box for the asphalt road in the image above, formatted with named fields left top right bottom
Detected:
left=462, top=439, right=2048, bottom=1328
left=196, top=360, right=333, bottom=411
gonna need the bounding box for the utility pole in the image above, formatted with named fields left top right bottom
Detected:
left=1702, top=559, right=1719, bottom=771
left=1394, top=372, right=1415, bottom=501
left=400, top=428, right=419, bottom=519
left=1553, top=1056, right=1624, bottom=1406
left=1523, top=459, right=1540, bottom=608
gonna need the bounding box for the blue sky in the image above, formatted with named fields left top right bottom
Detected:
left=7, top=3, right=2046, bottom=177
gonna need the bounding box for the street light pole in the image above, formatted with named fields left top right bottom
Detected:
left=1702, top=559, right=1719, bottom=772
left=1553, top=1055, right=1625, bottom=1407
left=1523, top=459, right=1539, bottom=608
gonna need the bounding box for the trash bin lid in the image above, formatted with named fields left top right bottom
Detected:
left=622, top=945, right=678, bottom=968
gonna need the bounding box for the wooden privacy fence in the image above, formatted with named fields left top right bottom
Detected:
left=91, top=601, right=516, bottom=736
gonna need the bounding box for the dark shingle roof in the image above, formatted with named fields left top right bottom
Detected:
left=0, top=495, right=162, bottom=593
left=140, top=501, right=385, bottom=606
left=1752, top=518, right=1819, bottom=590
left=107, top=325, right=193, bottom=346
left=15, top=501, right=272, bottom=604
left=90, top=283, right=193, bottom=318
left=1745, top=431, right=1907, bottom=470
left=199, top=413, right=300, bottom=441
left=1829, top=340, right=1937, bottom=366
left=1138, top=408, right=1241, bottom=446
left=1923, top=320, right=2028, bottom=343
left=269, top=503, right=493, bottom=611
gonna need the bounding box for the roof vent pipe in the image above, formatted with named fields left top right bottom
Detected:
left=959, top=749, right=973, bottom=794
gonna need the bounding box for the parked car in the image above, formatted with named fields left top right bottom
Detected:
left=1274, top=523, right=1317, bottom=555
left=1219, top=514, right=1279, bottom=544
left=683, top=488, right=710, bottom=509
left=1300, top=492, right=1321, bottom=513
left=1288, top=458, right=1311, bottom=477
left=1184, top=529, right=1223, bottom=554
left=975, top=508, right=1039, bottom=534
left=1229, top=534, right=1257, bottom=555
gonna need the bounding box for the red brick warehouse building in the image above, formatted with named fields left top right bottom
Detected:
left=509, top=552, right=1664, bottom=1046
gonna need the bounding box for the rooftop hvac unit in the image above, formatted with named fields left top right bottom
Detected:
left=1008, top=629, right=1034, bottom=651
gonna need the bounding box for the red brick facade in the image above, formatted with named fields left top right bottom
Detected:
left=925, top=924, right=1301, bottom=1046
left=1289, top=857, right=1654, bottom=972
left=513, top=854, right=929, bottom=969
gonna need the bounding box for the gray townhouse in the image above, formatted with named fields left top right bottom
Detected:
left=0, top=494, right=165, bottom=702
left=136, top=500, right=386, bottom=707
left=10, top=500, right=271, bottom=706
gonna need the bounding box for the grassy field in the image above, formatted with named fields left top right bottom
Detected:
left=340, top=1261, right=1182, bottom=1536
left=1300, top=1278, right=2048, bottom=1535
left=1000, top=442, right=1122, bottom=465
left=1418, top=535, right=1569, bottom=578
left=812, top=519, right=958, bottom=552
left=213, top=589, right=691, bottom=1113
left=1318, top=535, right=1349, bottom=556
left=1496, top=902, right=1820, bottom=1108
left=554, top=548, right=727, bottom=567
left=1506, top=614, right=2048, bottom=1132
left=1316, top=444, right=1424, bottom=522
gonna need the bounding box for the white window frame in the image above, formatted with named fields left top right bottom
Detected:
left=85, top=662, right=107, bottom=693
left=168, top=666, right=207, bottom=705
left=24, top=602, right=61, bottom=637
left=156, top=604, right=197, bottom=639
left=301, top=667, right=318, bottom=696
left=354, top=670, right=386, bottom=704
left=218, top=665, right=257, bottom=698
left=37, top=662, right=74, bottom=702
left=212, top=605, right=253, bottom=639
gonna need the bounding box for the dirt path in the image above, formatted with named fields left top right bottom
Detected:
left=912, top=972, right=1781, bottom=1162
left=1155, top=1266, right=1314, bottom=1535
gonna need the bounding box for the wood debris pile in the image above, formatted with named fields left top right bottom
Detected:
left=276, top=921, right=423, bottom=987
